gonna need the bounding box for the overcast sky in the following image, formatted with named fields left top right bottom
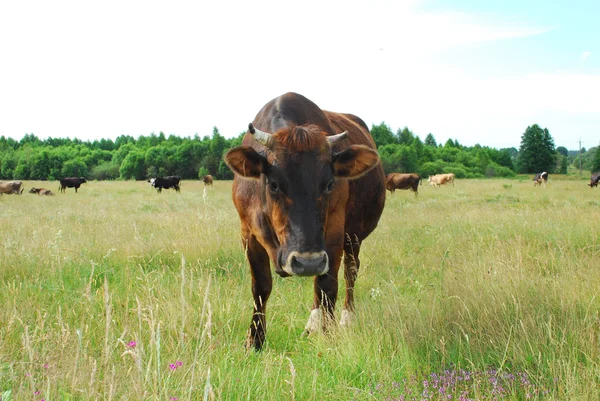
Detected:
left=0, top=0, right=598, bottom=150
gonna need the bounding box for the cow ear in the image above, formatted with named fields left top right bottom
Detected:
left=224, top=146, right=265, bottom=179
left=332, top=145, right=380, bottom=179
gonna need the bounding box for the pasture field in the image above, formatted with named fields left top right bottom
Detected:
left=1, top=178, right=600, bottom=400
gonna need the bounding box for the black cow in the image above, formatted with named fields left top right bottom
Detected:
left=589, top=172, right=600, bottom=188
left=59, top=177, right=87, bottom=193
left=148, top=176, right=181, bottom=193
left=533, top=172, right=548, bottom=187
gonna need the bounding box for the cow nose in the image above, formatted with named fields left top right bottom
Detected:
left=287, top=251, right=329, bottom=276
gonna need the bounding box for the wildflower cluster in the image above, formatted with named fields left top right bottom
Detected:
left=365, top=368, right=553, bottom=400
left=169, top=361, right=183, bottom=371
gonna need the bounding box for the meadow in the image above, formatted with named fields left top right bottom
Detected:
left=1, top=177, right=599, bottom=400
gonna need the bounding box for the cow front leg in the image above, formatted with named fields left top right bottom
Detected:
left=305, top=244, right=343, bottom=334
left=245, top=235, right=272, bottom=350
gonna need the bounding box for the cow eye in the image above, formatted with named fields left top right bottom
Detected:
left=326, top=180, right=334, bottom=193
left=268, top=179, right=279, bottom=193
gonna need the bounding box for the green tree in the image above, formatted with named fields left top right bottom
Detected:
left=559, top=155, right=568, bottom=174
left=62, top=158, right=88, bottom=177
left=556, top=146, right=568, bottom=157
left=425, top=133, right=437, bottom=147
left=592, top=147, right=600, bottom=172
left=119, top=150, right=146, bottom=180
left=397, top=127, right=414, bottom=145
left=371, top=122, right=397, bottom=148
left=516, top=124, right=557, bottom=173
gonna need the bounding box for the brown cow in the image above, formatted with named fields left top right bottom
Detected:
left=588, top=172, right=599, bottom=188
left=202, top=175, right=214, bottom=186
left=428, top=173, right=455, bottom=187
left=0, top=181, right=24, bottom=195
left=29, top=187, right=55, bottom=196
left=224, top=92, right=385, bottom=350
left=386, top=173, right=421, bottom=195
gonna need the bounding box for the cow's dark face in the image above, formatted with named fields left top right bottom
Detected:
left=225, top=125, right=379, bottom=277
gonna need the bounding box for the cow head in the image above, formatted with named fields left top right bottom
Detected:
left=80, top=177, right=87, bottom=184
left=148, top=178, right=156, bottom=186
left=225, top=123, right=379, bottom=277
left=29, top=187, right=40, bottom=194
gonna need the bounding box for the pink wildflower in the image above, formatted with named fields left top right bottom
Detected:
left=127, top=341, right=137, bottom=348
left=169, top=363, right=177, bottom=370
left=176, top=361, right=183, bottom=367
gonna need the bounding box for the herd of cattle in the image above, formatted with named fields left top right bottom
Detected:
left=1, top=170, right=596, bottom=198
left=1, top=92, right=599, bottom=351
left=0, top=175, right=216, bottom=196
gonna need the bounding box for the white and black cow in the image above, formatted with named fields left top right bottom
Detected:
left=148, top=176, right=181, bottom=193
left=533, top=172, right=548, bottom=187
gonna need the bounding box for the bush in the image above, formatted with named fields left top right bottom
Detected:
left=61, top=158, right=88, bottom=178
left=89, top=161, right=120, bottom=180
left=485, top=162, right=517, bottom=178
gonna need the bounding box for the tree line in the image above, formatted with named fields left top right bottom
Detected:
left=0, top=124, right=597, bottom=182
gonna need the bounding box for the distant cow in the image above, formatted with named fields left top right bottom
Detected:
left=149, top=176, right=181, bottom=193
left=59, top=177, right=87, bottom=193
left=386, top=173, right=421, bottom=195
left=589, top=172, right=600, bottom=188
left=533, top=172, right=548, bottom=187
left=29, top=187, right=55, bottom=196
left=428, top=173, right=455, bottom=187
left=0, top=181, right=24, bottom=195
left=202, top=175, right=214, bottom=186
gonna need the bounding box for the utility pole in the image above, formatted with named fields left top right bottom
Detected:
left=579, top=138, right=583, bottom=177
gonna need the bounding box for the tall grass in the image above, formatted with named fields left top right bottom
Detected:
left=1, top=179, right=599, bottom=400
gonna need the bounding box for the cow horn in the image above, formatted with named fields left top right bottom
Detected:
left=248, top=123, right=275, bottom=148
left=327, top=131, right=348, bottom=144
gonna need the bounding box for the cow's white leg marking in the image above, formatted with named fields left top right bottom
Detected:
left=304, top=308, right=322, bottom=334
left=339, top=309, right=353, bottom=327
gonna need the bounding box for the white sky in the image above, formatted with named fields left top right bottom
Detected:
left=1, top=0, right=598, bottom=149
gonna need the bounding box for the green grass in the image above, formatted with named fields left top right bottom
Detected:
left=1, top=178, right=599, bottom=400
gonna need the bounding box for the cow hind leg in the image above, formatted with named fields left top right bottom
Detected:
left=341, top=235, right=362, bottom=327
left=245, top=235, right=272, bottom=350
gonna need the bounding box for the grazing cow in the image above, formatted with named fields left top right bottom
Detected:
left=202, top=175, right=214, bottom=186
left=533, top=172, right=548, bottom=187
left=0, top=181, right=24, bottom=195
left=29, top=187, right=55, bottom=196
left=386, top=173, right=421, bottom=195
left=148, top=176, right=181, bottom=193
left=428, top=173, right=455, bottom=187
left=589, top=172, right=600, bottom=188
left=224, top=92, right=385, bottom=350
left=59, top=177, right=87, bottom=193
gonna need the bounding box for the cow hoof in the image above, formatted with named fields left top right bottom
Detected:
left=339, top=309, right=354, bottom=327
left=304, top=309, right=322, bottom=335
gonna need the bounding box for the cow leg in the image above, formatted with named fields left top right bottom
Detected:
left=305, top=243, right=343, bottom=334
left=245, top=234, right=272, bottom=350
left=340, top=235, right=361, bottom=327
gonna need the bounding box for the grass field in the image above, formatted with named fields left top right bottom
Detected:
left=1, top=177, right=600, bottom=400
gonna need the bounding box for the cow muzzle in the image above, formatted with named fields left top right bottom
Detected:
left=281, top=251, right=329, bottom=276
